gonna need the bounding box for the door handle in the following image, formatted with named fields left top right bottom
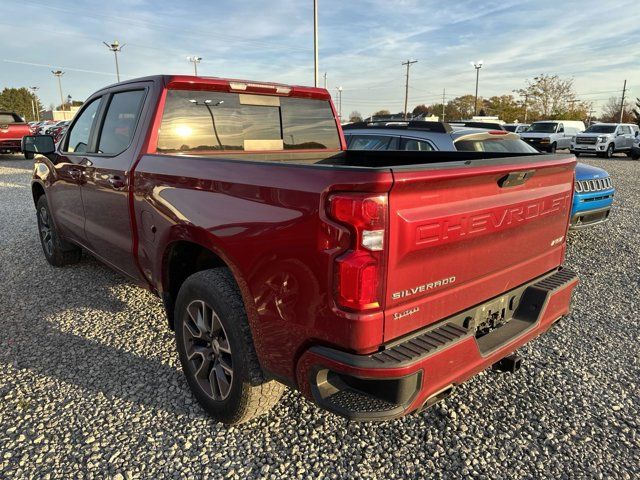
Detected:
left=68, top=167, right=83, bottom=180
left=108, top=175, right=126, bottom=189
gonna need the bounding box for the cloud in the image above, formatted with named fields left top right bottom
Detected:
left=0, top=0, right=637, bottom=117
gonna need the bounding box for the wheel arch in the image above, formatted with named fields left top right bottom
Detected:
left=31, top=181, right=46, bottom=207
left=160, top=233, right=253, bottom=332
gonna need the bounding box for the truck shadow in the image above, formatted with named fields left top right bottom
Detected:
left=1, top=250, right=206, bottom=419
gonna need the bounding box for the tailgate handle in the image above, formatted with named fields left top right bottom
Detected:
left=498, top=170, right=535, bottom=188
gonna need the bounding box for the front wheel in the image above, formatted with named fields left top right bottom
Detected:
left=174, top=268, right=284, bottom=424
left=606, top=144, right=614, bottom=158
left=24, top=151, right=34, bottom=160
left=36, top=196, right=82, bottom=267
left=549, top=143, right=557, bottom=153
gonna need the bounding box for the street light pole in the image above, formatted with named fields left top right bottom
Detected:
left=51, top=70, right=65, bottom=120
left=472, top=60, right=483, bottom=116
left=29, top=86, right=39, bottom=121
left=336, top=86, right=342, bottom=121
left=313, top=0, right=319, bottom=87
left=187, top=56, right=202, bottom=76
left=103, top=40, right=125, bottom=82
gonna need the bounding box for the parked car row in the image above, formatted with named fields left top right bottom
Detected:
left=342, top=119, right=615, bottom=230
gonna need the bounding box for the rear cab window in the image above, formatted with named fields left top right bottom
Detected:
left=156, top=90, right=340, bottom=154
left=0, top=113, right=21, bottom=124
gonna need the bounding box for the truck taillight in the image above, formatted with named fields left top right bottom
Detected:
left=328, top=193, right=388, bottom=311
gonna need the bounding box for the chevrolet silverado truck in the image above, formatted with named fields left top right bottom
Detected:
left=23, top=75, right=578, bottom=424
left=0, top=111, right=30, bottom=156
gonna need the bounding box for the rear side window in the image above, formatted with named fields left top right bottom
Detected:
left=455, top=137, right=539, bottom=153
left=156, top=90, right=340, bottom=153
left=348, top=134, right=396, bottom=150
left=98, top=90, right=145, bottom=155
left=65, top=98, right=102, bottom=153
left=400, top=138, right=434, bottom=151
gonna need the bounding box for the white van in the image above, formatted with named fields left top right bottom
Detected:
left=520, top=120, right=585, bottom=153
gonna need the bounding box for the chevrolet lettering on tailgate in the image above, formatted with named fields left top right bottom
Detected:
left=416, top=193, right=571, bottom=247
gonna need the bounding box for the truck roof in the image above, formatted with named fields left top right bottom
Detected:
left=95, top=75, right=331, bottom=100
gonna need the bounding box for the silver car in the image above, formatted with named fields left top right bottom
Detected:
left=571, top=123, right=639, bottom=158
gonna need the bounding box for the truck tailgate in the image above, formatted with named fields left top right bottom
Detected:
left=384, top=155, right=575, bottom=341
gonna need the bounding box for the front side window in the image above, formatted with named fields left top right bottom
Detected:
left=97, top=90, right=145, bottom=155
left=65, top=98, right=101, bottom=153
left=157, top=90, right=340, bottom=153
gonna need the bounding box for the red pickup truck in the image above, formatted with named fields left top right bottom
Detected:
left=0, top=112, right=31, bottom=155
left=24, top=75, right=578, bottom=424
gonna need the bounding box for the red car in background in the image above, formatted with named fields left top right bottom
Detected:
left=0, top=112, right=31, bottom=156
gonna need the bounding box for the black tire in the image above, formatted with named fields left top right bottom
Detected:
left=174, top=268, right=284, bottom=424
left=549, top=143, right=557, bottom=153
left=606, top=144, right=614, bottom=159
left=24, top=151, right=34, bottom=160
left=36, top=195, right=82, bottom=267
left=573, top=152, right=581, bottom=157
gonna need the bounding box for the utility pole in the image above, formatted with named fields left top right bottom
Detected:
left=441, top=88, right=446, bottom=121
left=472, top=60, right=483, bottom=116
left=567, top=99, right=579, bottom=118
left=187, top=56, right=202, bottom=76
left=29, top=86, right=39, bottom=121
left=323, top=72, right=327, bottom=89
left=587, top=107, right=596, bottom=126
left=103, top=40, right=124, bottom=82
left=313, top=0, right=319, bottom=87
left=51, top=70, right=65, bottom=120
left=619, top=79, right=627, bottom=123
left=523, top=93, right=529, bottom=123
left=402, top=59, right=418, bottom=120
left=336, top=86, right=343, bottom=121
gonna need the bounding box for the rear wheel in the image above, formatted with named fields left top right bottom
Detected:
left=174, top=268, right=284, bottom=424
left=36, top=196, right=82, bottom=267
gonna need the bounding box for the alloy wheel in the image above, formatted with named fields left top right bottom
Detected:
left=183, top=300, right=233, bottom=400
left=38, top=206, right=53, bottom=256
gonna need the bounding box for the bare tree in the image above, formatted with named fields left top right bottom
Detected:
left=600, top=96, right=635, bottom=123
left=348, top=111, right=363, bottom=122
left=515, top=74, right=581, bottom=119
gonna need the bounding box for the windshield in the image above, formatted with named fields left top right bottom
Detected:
left=455, top=136, right=539, bottom=153
left=584, top=124, right=616, bottom=134
left=528, top=123, right=557, bottom=133
left=504, top=125, right=517, bottom=132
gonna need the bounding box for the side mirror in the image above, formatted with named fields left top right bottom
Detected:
left=22, top=135, right=55, bottom=155
left=557, top=128, right=564, bottom=133
left=635, top=131, right=639, bottom=137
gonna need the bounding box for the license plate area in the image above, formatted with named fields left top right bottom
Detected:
left=464, top=293, right=520, bottom=339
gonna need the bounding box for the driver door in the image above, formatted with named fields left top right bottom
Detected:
left=48, top=97, right=103, bottom=244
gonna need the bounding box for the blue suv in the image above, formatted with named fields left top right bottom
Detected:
left=571, top=163, right=614, bottom=229
left=343, top=119, right=615, bottom=230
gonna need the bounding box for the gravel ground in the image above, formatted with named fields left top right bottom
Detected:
left=0, top=153, right=638, bottom=479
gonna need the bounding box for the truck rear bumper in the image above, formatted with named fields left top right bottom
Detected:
left=296, top=268, right=578, bottom=421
